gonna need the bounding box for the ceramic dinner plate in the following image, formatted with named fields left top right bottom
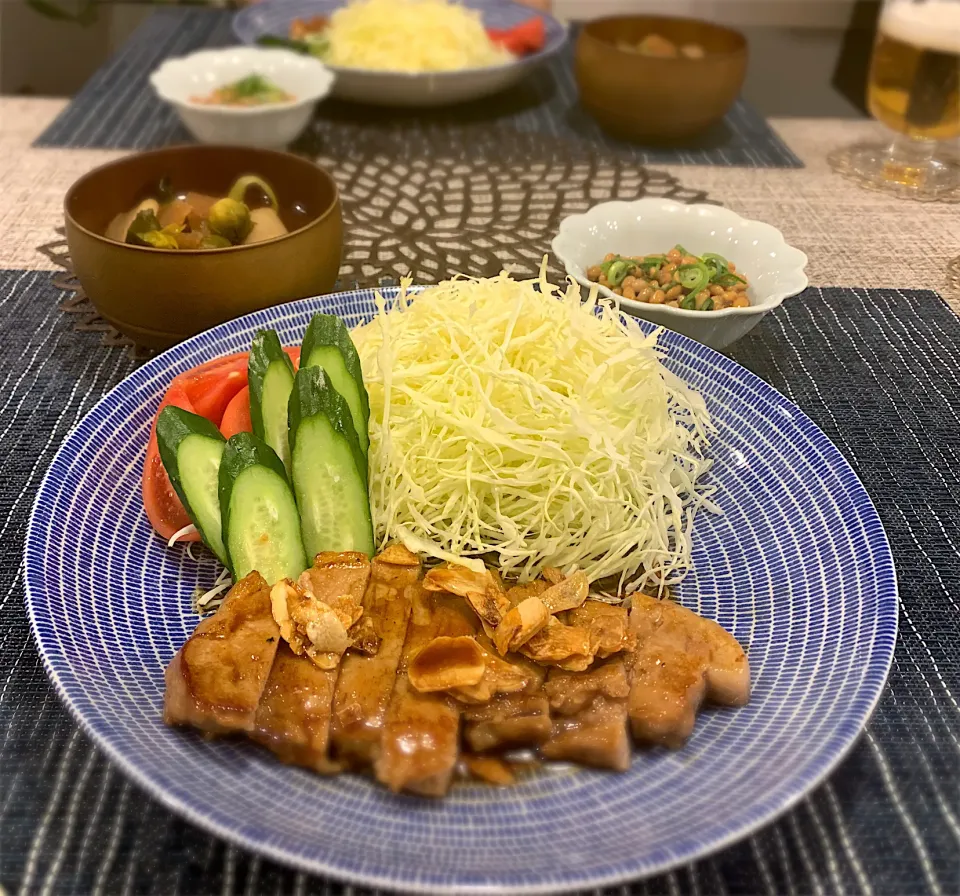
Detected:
left=25, top=288, right=897, bottom=894
left=232, top=0, right=567, bottom=108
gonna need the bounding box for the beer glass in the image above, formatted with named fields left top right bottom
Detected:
left=832, top=0, right=960, bottom=199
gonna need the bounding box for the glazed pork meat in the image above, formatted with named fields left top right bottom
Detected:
left=373, top=584, right=479, bottom=796
left=164, top=555, right=751, bottom=794
left=628, top=593, right=750, bottom=748
left=164, top=571, right=279, bottom=736
left=250, top=553, right=370, bottom=770
left=330, top=546, right=419, bottom=769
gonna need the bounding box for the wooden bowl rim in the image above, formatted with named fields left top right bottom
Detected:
left=63, top=144, right=340, bottom=256
left=579, top=15, right=748, bottom=60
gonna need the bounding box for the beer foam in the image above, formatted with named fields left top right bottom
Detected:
left=881, top=1, right=960, bottom=54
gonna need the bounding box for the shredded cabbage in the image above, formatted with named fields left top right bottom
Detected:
left=351, top=266, right=717, bottom=588
left=323, top=0, right=513, bottom=72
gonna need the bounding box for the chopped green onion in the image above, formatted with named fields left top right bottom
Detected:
left=640, top=254, right=666, bottom=268
left=674, top=244, right=689, bottom=257
left=716, top=272, right=747, bottom=287
left=677, top=262, right=710, bottom=296
left=701, top=252, right=728, bottom=279
left=600, top=255, right=637, bottom=287
left=679, top=294, right=697, bottom=310
left=606, top=260, right=633, bottom=287
left=700, top=296, right=714, bottom=311
left=228, top=175, right=278, bottom=210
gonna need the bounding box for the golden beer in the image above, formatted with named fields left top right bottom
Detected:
left=868, top=1, right=960, bottom=142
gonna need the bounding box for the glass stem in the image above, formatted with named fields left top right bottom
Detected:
left=884, top=135, right=938, bottom=187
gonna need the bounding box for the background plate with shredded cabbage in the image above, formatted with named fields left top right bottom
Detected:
left=24, top=285, right=897, bottom=893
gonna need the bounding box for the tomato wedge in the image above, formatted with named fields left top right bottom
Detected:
left=183, top=364, right=248, bottom=427
left=142, top=382, right=201, bottom=543
left=142, top=345, right=302, bottom=541
left=487, top=17, right=545, bottom=55
left=220, top=385, right=252, bottom=439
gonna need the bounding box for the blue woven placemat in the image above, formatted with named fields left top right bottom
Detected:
left=1, top=269, right=956, bottom=894
left=34, top=8, right=803, bottom=169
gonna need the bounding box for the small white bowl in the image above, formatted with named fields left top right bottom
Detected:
left=150, top=47, right=335, bottom=149
left=552, top=199, right=809, bottom=350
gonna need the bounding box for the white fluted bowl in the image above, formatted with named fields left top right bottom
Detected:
left=150, top=47, right=335, bottom=149
left=552, top=199, right=809, bottom=350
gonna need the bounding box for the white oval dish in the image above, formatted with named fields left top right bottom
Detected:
left=552, top=199, right=809, bottom=350
left=150, top=47, right=335, bottom=149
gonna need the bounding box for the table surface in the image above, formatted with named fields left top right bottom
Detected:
left=2, top=97, right=959, bottom=308
left=2, top=87, right=960, bottom=896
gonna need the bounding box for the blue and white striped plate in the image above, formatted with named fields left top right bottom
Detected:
left=24, top=288, right=898, bottom=894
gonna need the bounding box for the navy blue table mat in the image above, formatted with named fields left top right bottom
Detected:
left=34, top=8, right=802, bottom=169
left=1, top=269, right=957, bottom=894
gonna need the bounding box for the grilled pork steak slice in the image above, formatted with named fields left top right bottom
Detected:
left=251, top=643, right=340, bottom=773
left=330, top=549, right=419, bottom=768
left=164, top=572, right=279, bottom=736
left=628, top=594, right=749, bottom=747
left=375, top=587, right=478, bottom=796
left=252, top=552, right=371, bottom=770
left=540, top=659, right=631, bottom=771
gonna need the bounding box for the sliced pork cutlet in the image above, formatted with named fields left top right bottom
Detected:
left=330, top=547, right=420, bottom=769
left=250, top=643, right=340, bottom=772
left=251, top=552, right=371, bottom=772
left=627, top=594, right=749, bottom=748
left=375, top=586, right=478, bottom=796
left=462, top=646, right=551, bottom=753
left=164, top=572, right=279, bottom=736
left=564, top=600, right=635, bottom=658
left=540, top=659, right=631, bottom=771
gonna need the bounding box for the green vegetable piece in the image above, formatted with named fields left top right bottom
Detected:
left=137, top=231, right=179, bottom=250
left=255, top=35, right=311, bottom=54
left=300, top=313, right=371, bottom=455
left=599, top=255, right=638, bottom=287
left=230, top=73, right=274, bottom=98
left=289, top=366, right=375, bottom=558
left=199, top=234, right=232, bottom=250
left=716, top=272, right=747, bottom=287
left=677, top=262, right=710, bottom=296
left=125, top=209, right=161, bottom=245
left=218, top=432, right=307, bottom=583
left=701, top=252, right=728, bottom=279
left=248, top=329, right=296, bottom=473
left=207, top=197, right=252, bottom=244
left=640, top=254, right=666, bottom=268
left=606, top=260, right=633, bottom=287
left=156, top=407, right=229, bottom=565
left=679, top=293, right=697, bottom=310
left=303, top=32, right=331, bottom=58
left=674, top=244, right=690, bottom=257
left=701, top=296, right=714, bottom=311
left=228, top=175, right=279, bottom=210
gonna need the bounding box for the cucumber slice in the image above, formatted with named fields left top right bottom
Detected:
left=248, top=329, right=296, bottom=473
left=218, top=432, right=307, bottom=584
left=300, top=313, right=370, bottom=454
left=156, top=406, right=228, bottom=565
left=289, top=366, right=374, bottom=558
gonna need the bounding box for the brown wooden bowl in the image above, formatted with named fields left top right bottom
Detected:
left=64, top=145, right=342, bottom=350
left=575, top=16, right=748, bottom=143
